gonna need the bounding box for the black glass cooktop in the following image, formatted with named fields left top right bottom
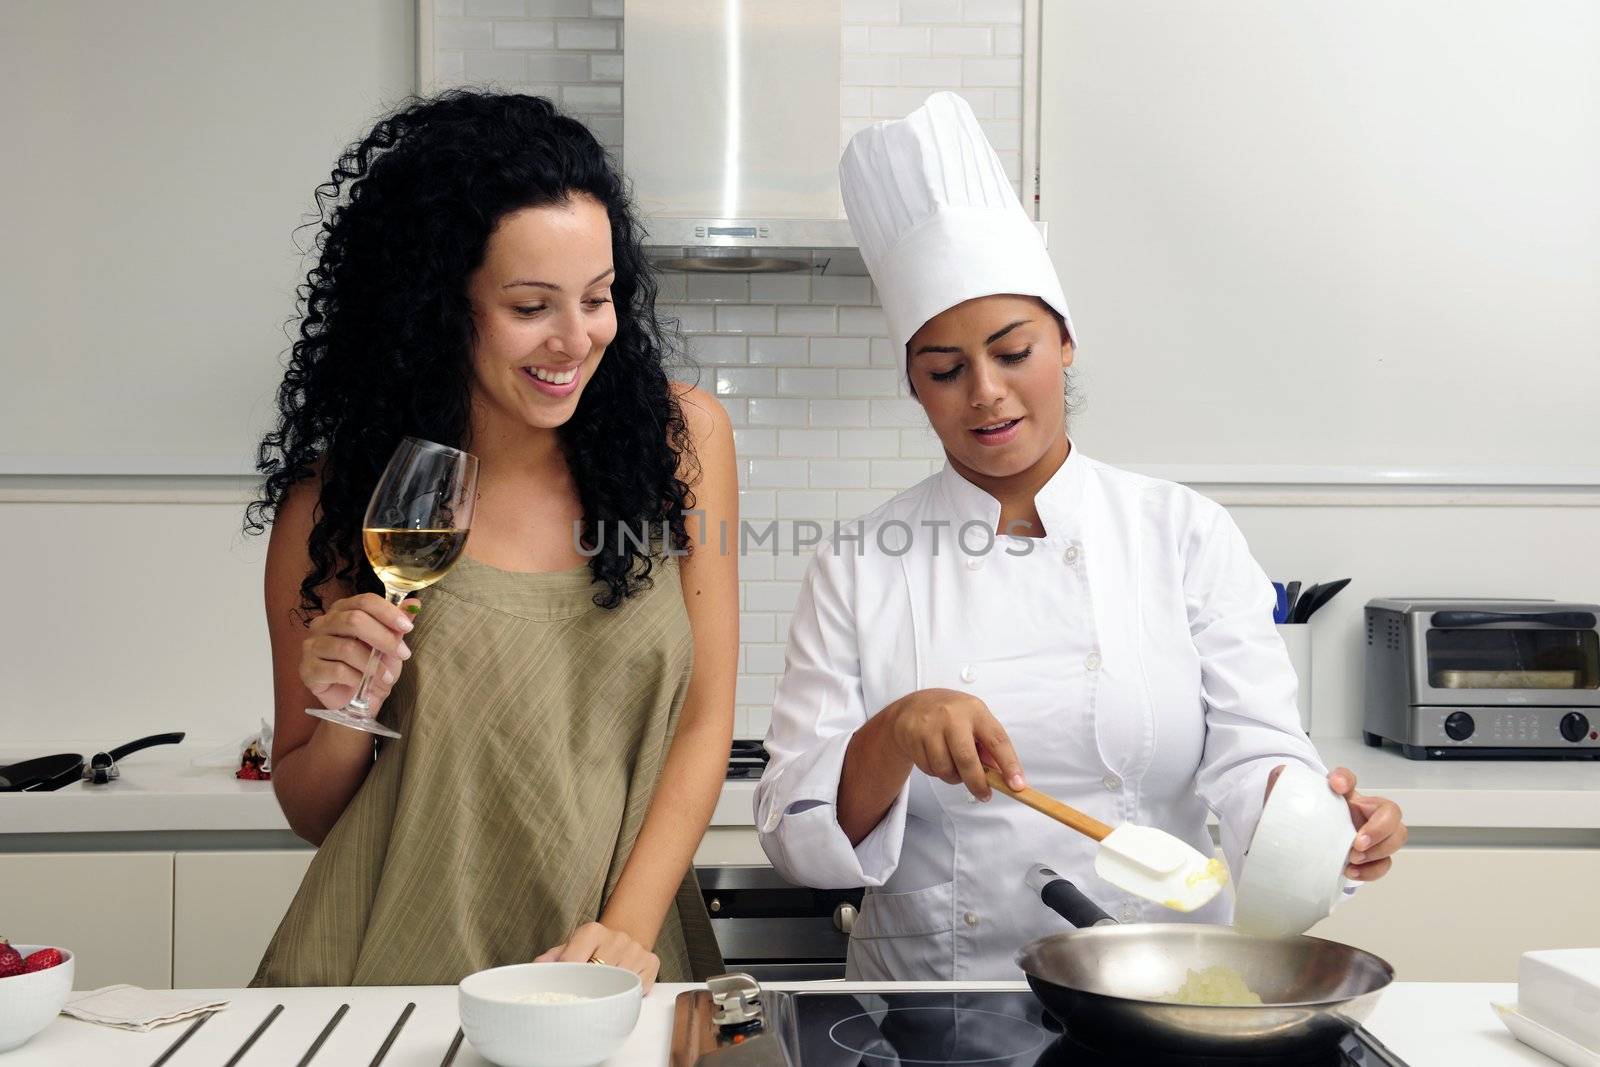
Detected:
left=782, top=992, right=1406, bottom=1067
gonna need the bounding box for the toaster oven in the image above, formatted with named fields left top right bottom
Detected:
left=1363, top=598, right=1600, bottom=760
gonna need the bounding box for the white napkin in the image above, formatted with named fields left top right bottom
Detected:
left=62, top=985, right=228, bottom=1032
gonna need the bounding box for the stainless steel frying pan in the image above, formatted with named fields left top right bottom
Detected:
left=1018, top=864, right=1394, bottom=1057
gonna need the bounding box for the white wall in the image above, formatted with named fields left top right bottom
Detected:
left=5, top=1, right=1596, bottom=753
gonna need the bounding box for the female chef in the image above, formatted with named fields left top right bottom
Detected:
left=754, top=93, right=1406, bottom=980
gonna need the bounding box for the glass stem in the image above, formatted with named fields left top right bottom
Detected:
left=348, top=588, right=406, bottom=712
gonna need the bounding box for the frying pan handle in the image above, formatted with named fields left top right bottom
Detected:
left=1027, top=863, right=1117, bottom=928
left=104, top=732, right=186, bottom=763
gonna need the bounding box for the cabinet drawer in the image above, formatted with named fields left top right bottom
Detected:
left=172, top=849, right=314, bottom=988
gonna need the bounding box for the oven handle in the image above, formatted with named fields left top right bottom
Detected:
left=1431, top=610, right=1597, bottom=629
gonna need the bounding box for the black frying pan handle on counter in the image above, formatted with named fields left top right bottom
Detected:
left=87, top=732, right=187, bottom=783
left=1431, top=610, right=1597, bottom=629
left=1027, top=863, right=1118, bottom=928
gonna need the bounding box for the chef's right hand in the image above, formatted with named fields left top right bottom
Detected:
left=299, top=593, right=419, bottom=713
left=885, top=688, right=1026, bottom=801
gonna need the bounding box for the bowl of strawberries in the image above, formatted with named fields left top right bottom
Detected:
left=0, top=939, right=74, bottom=1052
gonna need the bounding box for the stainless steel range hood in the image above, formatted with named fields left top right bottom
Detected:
left=623, top=0, right=855, bottom=273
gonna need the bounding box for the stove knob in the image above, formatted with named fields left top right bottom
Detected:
left=1444, top=711, right=1475, bottom=741
left=833, top=902, right=857, bottom=935
left=1560, top=712, right=1589, bottom=743
left=709, top=897, right=722, bottom=914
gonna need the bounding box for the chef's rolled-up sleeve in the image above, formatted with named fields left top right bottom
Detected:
left=1182, top=498, right=1328, bottom=882
left=755, top=539, right=910, bottom=889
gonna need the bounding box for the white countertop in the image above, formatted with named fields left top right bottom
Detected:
left=0, top=980, right=1557, bottom=1066
left=3, top=735, right=1597, bottom=836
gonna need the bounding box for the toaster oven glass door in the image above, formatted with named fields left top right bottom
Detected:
left=1426, top=628, right=1600, bottom=690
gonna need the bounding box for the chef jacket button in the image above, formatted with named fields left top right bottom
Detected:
left=964, top=911, right=980, bottom=927
left=1064, top=544, right=1080, bottom=563
left=1085, top=651, right=1102, bottom=672
left=1102, top=774, right=1121, bottom=792
left=965, top=555, right=983, bottom=571
left=960, top=664, right=976, bottom=683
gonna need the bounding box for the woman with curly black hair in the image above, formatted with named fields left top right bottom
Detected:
left=246, top=90, right=737, bottom=989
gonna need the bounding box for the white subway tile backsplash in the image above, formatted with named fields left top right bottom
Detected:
left=436, top=18, right=495, bottom=49
left=687, top=273, right=751, bottom=303
left=739, top=551, right=776, bottom=582
left=590, top=53, right=623, bottom=80
left=995, top=91, right=1020, bottom=119
left=840, top=86, right=874, bottom=116
left=778, top=306, right=837, bottom=335
left=838, top=488, right=899, bottom=515
left=846, top=429, right=903, bottom=456
left=809, top=399, right=870, bottom=426
left=720, top=397, right=747, bottom=425
left=735, top=674, right=777, bottom=705
left=660, top=303, right=715, bottom=332
left=872, top=459, right=936, bottom=489
left=962, top=56, right=1020, bottom=87
left=842, top=56, right=900, bottom=85
left=956, top=87, right=995, bottom=117
left=739, top=489, right=776, bottom=519
left=898, top=56, right=964, bottom=86
left=526, top=53, right=590, bottom=81
left=739, top=613, right=777, bottom=644
left=749, top=275, right=811, bottom=303
left=777, top=368, right=838, bottom=397
left=464, top=50, right=528, bottom=81
left=810, top=459, right=873, bottom=489
left=841, top=25, right=871, bottom=52
left=844, top=0, right=901, bottom=23
left=526, top=0, right=590, bottom=14
left=994, top=25, right=1021, bottom=55
left=556, top=18, right=618, bottom=49
left=587, top=114, right=623, bottom=146
left=713, top=367, right=774, bottom=396
left=870, top=338, right=898, bottom=366
left=810, top=274, right=874, bottom=304
left=435, top=51, right=467, bottom=81
left=744, top=709, right=774, bottom=736
left=963, top=0, right=1021, bottom=23
left=732, top=427, right=777, bottom=457
left=562, top=83, right=622, bottom=110
left=747, top=398, right=808, bottom=426
left=715, top=304, right=778, bottom=333
left=436, top=0, right=466, bottom=15
left=931, top=26, right=991, bottom=54
left=809, top=337, right=872, bottom=366
left=775, top=489, right=838, bottom=519
left=468, top=0, right=526, bottom=15
left=779, top=429, right=839, bottom=458
left=872, top=87, right=937, bottom=116
left=590, top=0, right=622, bottom=15
left=839, top=368, right=901, bottom=396
left=838, top=306, right=888, bottom=336
left=902, top=0, right=964, bottom=22
left=654, top=271, right=688, bottom=302
left=869, top=26, right=930, bottom=54
left=980, top=119, right=1021, bottom=151
left=691, top=335, right=748, bottom=364
left=900, top=427, right=947, bottom=457
left=748, top=460, right=809, bottom=489
left=748, top=336, right=808, bottom=365
left=871, top=397, right=927, bottom=426
left=746, top=581, right=802, bottom=612
left=745, top=644, right=788, bottom=675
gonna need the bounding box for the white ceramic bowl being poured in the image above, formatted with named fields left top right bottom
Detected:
left=1233, top=763, right=1356, bottom=938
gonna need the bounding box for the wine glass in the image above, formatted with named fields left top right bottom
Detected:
left=306, top=437, right=479, bottom=739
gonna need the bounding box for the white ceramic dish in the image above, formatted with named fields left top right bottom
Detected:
left=1232, top=762, right=1355, bottom=938
left=1494, top=1001, right=1600, bottom=1067
left=458, top=961, right=642, bottom=1067
left=0, top=946, right=75, bottom=1053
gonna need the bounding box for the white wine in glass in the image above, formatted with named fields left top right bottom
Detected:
left=306, top=437, right=479, bottom=739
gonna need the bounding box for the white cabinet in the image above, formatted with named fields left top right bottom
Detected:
left=1309, top=847, right=1600, bottom=981
left=0, top=852, right=173, bottom=990
left=172, top=850, right=314, bottom=989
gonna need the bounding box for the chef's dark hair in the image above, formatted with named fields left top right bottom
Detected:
left=246, top=89, right=697, bottom=614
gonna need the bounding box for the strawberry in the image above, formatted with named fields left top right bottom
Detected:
left=0, top=939, right=22, bottom=979
left=23, top=948, right=63, bottom=973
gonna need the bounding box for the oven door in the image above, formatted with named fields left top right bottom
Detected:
left=1414, top=609, right=1600, bottom=707
left=696, top=865, right=864, bottom=981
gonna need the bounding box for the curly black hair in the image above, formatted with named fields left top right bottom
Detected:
left=246, top=90, right=696, bottom=613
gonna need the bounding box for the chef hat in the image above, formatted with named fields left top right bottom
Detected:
left=839, top=91, right=1074, bottom=355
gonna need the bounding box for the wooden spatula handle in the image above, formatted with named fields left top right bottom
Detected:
left=985, top=767, right=1113, bottom=841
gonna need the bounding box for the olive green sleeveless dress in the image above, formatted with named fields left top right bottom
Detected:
left=252, top=554, right=722, bottom=986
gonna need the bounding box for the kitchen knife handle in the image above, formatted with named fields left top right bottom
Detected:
left=1431, top=610, right=1596, bottom=629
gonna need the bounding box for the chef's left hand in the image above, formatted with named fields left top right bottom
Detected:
left=1266, top=765, right=1407, bottom=883
left=535, top=922, right=661, bottom=991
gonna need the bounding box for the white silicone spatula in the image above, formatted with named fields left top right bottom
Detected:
left=985, top=768, right=1227, bottom=912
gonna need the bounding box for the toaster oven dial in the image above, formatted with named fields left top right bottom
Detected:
left=1444, top=711, right=1475, bottom=741
left=1560, top=712, right=1590, bottom=743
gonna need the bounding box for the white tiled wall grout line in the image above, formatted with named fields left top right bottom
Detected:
left=437, top=0, right=1022, bottom=736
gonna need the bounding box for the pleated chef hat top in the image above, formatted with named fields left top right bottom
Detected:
left=839, top=91, right=1075, bottom=355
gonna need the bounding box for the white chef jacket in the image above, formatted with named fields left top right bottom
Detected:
left=755, top=444, right=1330, bottom=981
